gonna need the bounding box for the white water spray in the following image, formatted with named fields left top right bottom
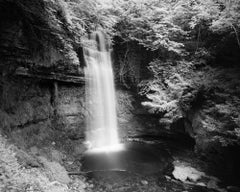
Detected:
left=84, top=31, right=123, bottom=153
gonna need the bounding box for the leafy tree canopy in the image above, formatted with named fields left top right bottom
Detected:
left=45, top=0, right=239, bottom=54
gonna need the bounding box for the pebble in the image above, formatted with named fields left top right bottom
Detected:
left=165, top=175, right=171, bottom=180
left=141, top=180, right=148, bottom=185
left=196, top=182, right=206, bottom=187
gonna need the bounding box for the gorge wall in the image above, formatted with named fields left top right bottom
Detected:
left=113, top=37, right=240, bottom=185
left=0, top=0, right=87, bottom=152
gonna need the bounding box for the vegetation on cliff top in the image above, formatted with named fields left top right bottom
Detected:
left=113, top=0, right=240, bottom=54
left=1, top=0, right=239, bottom=67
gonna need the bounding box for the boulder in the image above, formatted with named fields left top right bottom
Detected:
left=38, top=156, right=71, bottom=184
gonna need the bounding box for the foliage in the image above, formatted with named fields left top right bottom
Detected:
left=2, top=0, right=239, bottom=65
left=4, top=0, right=239, bottom=64
left=111, top=0, right=240, bottom=54
left=108, top=0, right=240, bottom=113
left=0, top=135, right=49, bottom=192
left=64, top=0, right=119, bottom=40
left=138, top=55, right=240, bottom=136
left=113, top=0, right=187, bottom=54
left=189, top=0, right=240, bottom=32
left=138, top=59, right=195, bottom=128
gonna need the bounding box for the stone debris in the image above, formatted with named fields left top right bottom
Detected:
left=172, top=161, right=205, bottom=183
left=172, top=160, right=227, bottom=192
left=141, top=180, right=148, bottom=185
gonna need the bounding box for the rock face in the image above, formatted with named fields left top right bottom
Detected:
left=0, top=78, right=53, bottom=131
left=0, top=0, right=87, bottom=149
left=117, top=89, right=142, bottom=137
left=116, top=89, right=162, bottom=138
left=54, top=85, right=86, bottom=139
left=0, top=77, right=87, bottom=146
left=184, top=69, right=240, bottom=185
left=0, top=0, right=81, bottom=73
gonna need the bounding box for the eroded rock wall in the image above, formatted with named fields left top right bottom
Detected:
left=0, top=75, right=87, bottom=146
left=53, top=84, right=86, bottom=139
left=0, top=0, right=87, bottom=149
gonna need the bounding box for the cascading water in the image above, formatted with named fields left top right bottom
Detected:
left=84, top=31, right=123, bottom=153
left=82, top=32, right=171, bottom=174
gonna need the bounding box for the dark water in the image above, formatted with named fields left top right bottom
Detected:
left=82, top=142, right=173, bottom=175
left=80, top=139, right=224, bottom=192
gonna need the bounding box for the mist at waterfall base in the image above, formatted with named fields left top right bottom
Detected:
left=82, top=31, right=172, bottom=175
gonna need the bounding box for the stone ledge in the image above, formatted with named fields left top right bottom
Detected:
left=15, top=67, right=85, bottom=84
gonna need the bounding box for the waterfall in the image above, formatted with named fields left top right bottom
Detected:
left=84, top=31, right=123, bottom=153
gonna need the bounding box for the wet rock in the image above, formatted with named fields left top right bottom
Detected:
left=172, top=161, right=228, bottom=192
left=172, top=161, right=205, bottom=183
